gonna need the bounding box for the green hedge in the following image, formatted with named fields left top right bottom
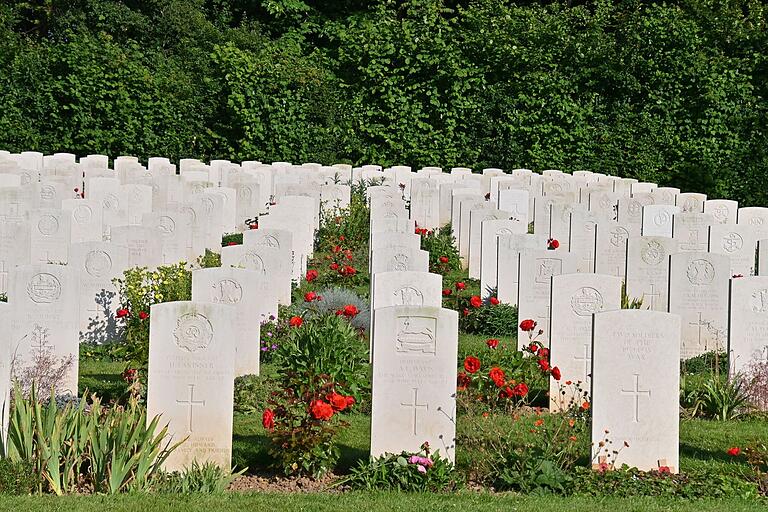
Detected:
left=0, top=0, right=766, bottom=205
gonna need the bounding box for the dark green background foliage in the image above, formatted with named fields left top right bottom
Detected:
left=1, top=1, right=766, bottom=204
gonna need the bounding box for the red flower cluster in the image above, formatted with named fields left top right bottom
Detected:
left=457, top=372, right=471, bottom=391
left=335, top=304, right=360, bottom=318
left=226, top=241, right=238, bottom=246
left=414, top=227, right=432, bottom=236
left=138, top=311, right=149, bottom=320
left=499, top=382, right=529, bottom=399
left=122, top=368, right=138, bottom=383
left=116, top=308, right=130, bottom=318
left=332, top=245, right=354, bottom=261
left=489, top=367, right=505, bottom=387
left=455, top=282, right=466, bottom=290
left=469, top=295, right=482, bottom=308
left=442, top=288, right=452, bottom=296
left=530, top=343, right=561, bottom=380
left=262, top=408, right=275, bottom=430
left=464, top=356, right=481, bottom=374
left=310, top=400, right=334, bottom=420
left=547, top=238, right=560, bottom=250
left=327, top=391, right=355, bottom=412
left=727, top=447, right=741, bottom=456
left=439, top=256, right=449, bottom=263
left=306, top=269, right=319, bottom=282
left=520, top=319, right=537, bottom=332
left=339, top=265, right=357, bottom=276
left=289, top=316, right=303, bottom=327
left=304, top=291, right=319, bottom=302
left=486, top=338, right=499, bottom=349
left=489, top=297, right=500, bottom=305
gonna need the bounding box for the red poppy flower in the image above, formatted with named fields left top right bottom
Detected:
left=341, top=265, right=357, bottom=276
left=464, top=356, right=481, bottom=374
left=343, top=304, right=360, bottom=317
left=306, top=269, right=318, bottom=282
left=727, top=447, right=741, bottom=456
left=520, top=319, right=537, bottom=331
left=551, top=366, right=561, bottom=380
left=455, top=282, right=466, bottom=290
left=486, top=338, right=499, bottom=349
left=499, top=386, right=513, bottom=399
left=439, top=256, right=449, bottom=263
left=581, top=401, right=590, bottom=410
left=262, top=409, right=275, bottom=430
left=442, top=288, right=452, bottom=296
left=138, top=311, right=149, bottom=320
left=489, top=367, right=505, bottom=387
left=289, top=316, right=303, bottom=327
left=310, top=400, right=334, bottom=421
left=304, top=291, right=317, bottom=302
left=489, top=297, right=500, bottom=305
left=116, top=308, right=130, bottom=318
left=327, top=392, right=349, bottom=412
left=457, top=372, right=471, bottom=391
left=512, top=382, right=529, bottom=396
left=330, top=262, right=340, bottom=270
left=469, top=295, right=482, bottom=308
left=538, top=359, right=550, bottom=372
left=547, top=238, right=560, bottom=250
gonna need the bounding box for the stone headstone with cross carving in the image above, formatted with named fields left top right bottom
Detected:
left=517, top=250, right=577, bottom=348
left=409, top=179, right=440, bottom=230
left=669, top=252, right=730, bottom=359
left=497, top=189, right=530, bottom=226
left=192, top=267, right=275, bottom=376
left=709, top=225, right=758, bottom=277
left=641, top=205, right=679, bottom=238
left=591, top=309, right=681, bottom=472
left=672, top=212, right=713, bottom=253
left=569, top=210, right=601, bottom=273
left=110, top=225, right=163, bottom=269
left=458, top=199, right=495, bottom=269
left=30, top=209, right=71, bottom=264
left=549, top=202, right=585, bottom=252
left=594, top=221, right=632, bottom=279
left=625, top=236, right=675, bottom=312
left=370, top=305, right=458, bottom=462
left=370, top=245, right=429, bottom=275
left=62, top=199, right=103, bottom=244
left=729, top=276, right=768, bottom=379
left=146, top=301, right=236, bottom=471
left=70, top=242, right=130, bottom=344
left=8, top=264, right=79, bottom=395
left=479, top=219, right=528, bottom=299
left=242, top=227, right=295, bottom=290
left=549, top=273, right=622, bottom=412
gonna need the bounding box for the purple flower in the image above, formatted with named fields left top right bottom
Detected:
left=267, top=332, right=273, bottom=337
left=261, top=347, right=268, bottom=352
left=271, top=344, right=277, bottom=350
left=417, top=465, right=427, bottom=474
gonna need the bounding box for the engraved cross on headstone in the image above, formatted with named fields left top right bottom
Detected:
left=573, top=343, right=592, bottom=380
left=38, top=250, right=53, bottom=263
left=689, top=312, right=708, bottom=348
left=176, top=384, right=206, bottom=433
left=400, top=388, right=428, bottom=436
left=621, top=373, right=651, bottom=423
left=642, top=283, right=660, bottom=310
left=581, top=250, right=594, bottom=271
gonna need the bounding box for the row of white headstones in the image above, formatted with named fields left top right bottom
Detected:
left=0, top=153, right=765, bottom=474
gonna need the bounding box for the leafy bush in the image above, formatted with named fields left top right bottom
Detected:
left=274, top=314, right=370, bottom=402
left=113, top=263, right=192, bottom=367
left=0, top=459, right=36, bottom=495
left=341, top=444, right=461, bottom=492
left=682, top=351, right=729, bottom=376
left=233, top=374, right=277, bottom=416
left=3, top=385, right=181, bottom=495
left=741, top=360, right=768, bottom=412
left=680, top=375, right=751, bottom=420
left=153, top=461, right=242, bottom=494
left=298, top=286, right=371, bottom=334
left=420, top=226, right=461, bottom=275
left=316, top=186, right=370, bottom=254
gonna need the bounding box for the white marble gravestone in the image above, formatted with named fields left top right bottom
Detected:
left=220, top=245, right=286, bottom=311
left=594, top=221, right=631, bottom=278
left=672, top=212, right=713, bottom=253
left=569, top=210, right=600, bottom=273
left=468, top=209, right=512, bottom=279
left=496, top=233, right=548, bottom=305
left=62, top=199, right=103, bottom=244
left=668, top=252, right=730, bottom=359
left=370, top=305, right=458, bottom=461
left=517, top=250, right=577, bottom=348
left=705, top=200, right=738, bottom=225
left=709, top=225, right=758, bottom=277
left=728, top=276, right=768, bottom=379
left=30, top=209, right=70, bottom=264
left=479, top=219, right=527, bottom=299
left=147, top=301, right=236, bottom=471
left=370, top=246, right=429, bottom=275
left=192, top=267, right=273, bottom=376
left=591, top=310, right=681, bottom=472
left=549, top=273, right=622, bottom=412
left=625, top=236, right=675, bottom=311
left=641, top=205, right=679, bottom=238
left=110, top=225, right=163, bottom=269
left=8, top=264, right=80, bottom=395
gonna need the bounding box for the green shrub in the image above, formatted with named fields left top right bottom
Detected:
left=0, top=459, right=36, bottom=495
left=298, top=286, right=371, bottom=334
left=233, top=374, right=277, bottom=416
left=681, top=375, right=751, bottom=421
left=153, top=461, right=242, bottom=494
left=316, top=186, right=370, bottom=254
left=420, top=226, right=462, bottom=275
left=682, top=351, right=729, bottom=376
left=341, top=445, right=461, bottom=492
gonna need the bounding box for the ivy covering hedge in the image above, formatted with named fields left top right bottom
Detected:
left=0, top=0, right=766, bottom=205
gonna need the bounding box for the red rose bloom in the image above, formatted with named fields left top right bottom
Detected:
left=439, top=256, right=449, bottom=263
left=138, top=311, right=149, bottom=320
left=538, top=347, right=549, bottom=359
left=520, top=319, right=537, bottom=331
left=464, top=356, right=481, bottom=374
left=548, top=238, right=560, bottom=250
left=529, top=343, right=538, bottom=353
left=343, top=304, right=360, bottom=317
left=327, top=392, right=349, bottom=412
left=289, top=316, right=303, bottom=327
left=455, top=282, right=466, bottom=290
left=658, top=466, right=671, bottom=474
left=727, top=447, right=741, bottom=456
left=538, top=359, right=550, bottom=372
left=499, top=386, right=513, bottom=399
left=335, top=309, right=344, bottom=316
left=490, top=297, right=500, bottom=305
left=463, top=308, right=470, bottom=316
left=262, top=409, right=275, bottom=430
left=512, top=382, right=529, bottom=396
left=469, top=295, right=482, bottom=308
left=345, top=396, right=356, bottom=408
left=342, top=265, right=357, bottom=276
left=442, top=288, right=452, bottom=296
left=489, top=367, right=505, bottom=387
left=486, top=338, right=499, bottom=349
left=330, top=262, right=340, bottom=270
left=304, top=291, right=317, bottom=302
left=339, top=236, right=345, bottom=241
left=457, top=372, right=471, bottom=391
left=306, top=269, right=318, bottom=282
left=116, top=308, right=130, bottom=318
left=551, top=366, right=561, bottom=380
left=310, top=400, right=334, bottom=421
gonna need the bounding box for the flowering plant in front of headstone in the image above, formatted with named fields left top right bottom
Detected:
left=298, top=286, right=371, bottom=334
left=307, top=239, right=367, bottom=287
left=418, top=225, right=461, bottom=275
left=262, top=373, right=355, bottom=477
left=443, top=281, right=517, bottom=335
left=316, top=188, right=370, bottom=253
left=339, top=441, right=461, bottom=492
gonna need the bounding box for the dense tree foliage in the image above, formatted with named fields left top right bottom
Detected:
left=0, top=0, right=766, bottom=204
